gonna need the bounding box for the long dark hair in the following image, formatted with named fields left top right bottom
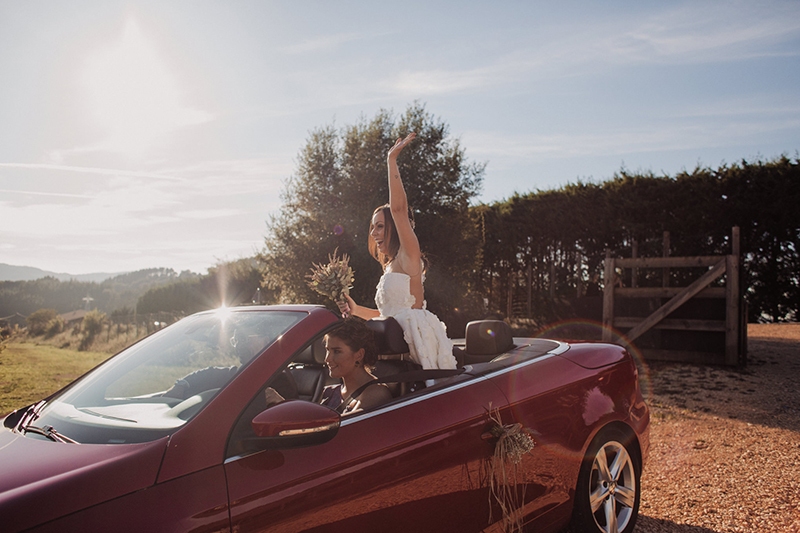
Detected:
left=325, top=318, right=378, bottom=367
left=368, top=204, right=427, bottom=272
left=368, top=204, right=399, bottom=267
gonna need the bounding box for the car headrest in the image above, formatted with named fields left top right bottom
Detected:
left=465, top=320, right=514, bottom=356
left=295, top=337, right=325, bottom=365
left=366, top=316, right=410, bottom=355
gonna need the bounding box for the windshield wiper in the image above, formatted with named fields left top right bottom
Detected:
left=20, top=424, right=79, bottom=444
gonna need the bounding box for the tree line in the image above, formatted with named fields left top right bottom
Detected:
left=134, top=259, right=269, bottom=315
left=476, top=156, right=800, bottom=323
left=0, top=268, right=199, bottom=318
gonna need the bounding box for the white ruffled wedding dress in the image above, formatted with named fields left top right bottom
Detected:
left=375, top=272, right=456, bottom=370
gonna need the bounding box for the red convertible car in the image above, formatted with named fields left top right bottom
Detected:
left=1, top=305, right=649, bottom=533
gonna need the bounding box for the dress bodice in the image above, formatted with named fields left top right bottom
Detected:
left=373, top=271, right=455, bottom=371
left=375, top=272, right=419, bottom=317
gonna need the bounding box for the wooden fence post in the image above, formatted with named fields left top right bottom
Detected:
left=527, top=261, right=532, bottom=317
left=726, top=226, right=741, bottom=365
left=507, top=270, right=513, bottom=318
left=662, top=231, right=670, bottom=287
left=602, top=249, right=615, bottom=342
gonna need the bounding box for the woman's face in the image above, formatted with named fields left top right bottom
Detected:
left=324, top=335, right=363, bottom=379
left=370, top=210, right=388, bottom=254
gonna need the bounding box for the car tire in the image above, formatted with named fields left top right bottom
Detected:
left=571, top=426, right=641, bottom=533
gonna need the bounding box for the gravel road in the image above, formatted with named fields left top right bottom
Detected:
left=634, top=323, right=800, bottom=532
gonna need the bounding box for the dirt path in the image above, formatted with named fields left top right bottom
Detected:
left=635, top=324, right=800, bottom=532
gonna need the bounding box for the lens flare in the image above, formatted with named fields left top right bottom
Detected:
left=533, top=318, right=652, bottom=404
left=333, top=224, right=344, bottom=235
left=215, top=305, right=232, bottom=324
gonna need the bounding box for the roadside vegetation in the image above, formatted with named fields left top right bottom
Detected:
left=0, top=312, right=150, bottom=416
left=0, top=342, right=111, bottom=416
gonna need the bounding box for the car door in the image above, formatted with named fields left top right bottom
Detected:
left=485, top=343, right=607, bottom=530
left=224, top=375, right=509, bottom=533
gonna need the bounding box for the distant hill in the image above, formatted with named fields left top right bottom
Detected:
left=0, top=267, right=202, bottom=318
left=0, top=263, right=125, bottom=283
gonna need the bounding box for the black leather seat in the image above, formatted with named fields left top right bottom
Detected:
left=287, top=338, right=330, bottom=403
left=458, top=320, right=515, bottom=365
left=366, top=316, right=410, bottom=357
left=366, top=317, right=424, bottom=397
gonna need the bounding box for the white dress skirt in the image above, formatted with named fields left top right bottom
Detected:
left=374, top=272, right=456, bottom=370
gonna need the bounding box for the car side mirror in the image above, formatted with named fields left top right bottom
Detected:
left=251, top=400, right=340, bottom=448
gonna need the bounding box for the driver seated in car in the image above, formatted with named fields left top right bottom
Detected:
left=319, top=318, right=392, bottom=414
left=264, top=318, right=392, bottom=415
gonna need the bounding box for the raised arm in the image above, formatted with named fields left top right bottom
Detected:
left=387, top=133, right=421, bottom=274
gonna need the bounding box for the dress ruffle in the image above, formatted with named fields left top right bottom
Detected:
left=375, top=272, right=456, bottom=370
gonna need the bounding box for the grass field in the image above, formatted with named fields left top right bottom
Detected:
left=0, top=343, right=112, bottom=416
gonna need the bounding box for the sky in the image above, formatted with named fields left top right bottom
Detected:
left=1, top=0, right=799, bottom=276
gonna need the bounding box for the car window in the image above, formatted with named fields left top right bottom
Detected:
left=30, top=310, right=304, bottom=445
left=226, top=344, right=315, bottom=458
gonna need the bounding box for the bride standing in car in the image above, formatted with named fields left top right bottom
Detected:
left=338, top=133, right=456, bottom=371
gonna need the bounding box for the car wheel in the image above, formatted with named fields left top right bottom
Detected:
left=571, top=427, right=641, bottom=533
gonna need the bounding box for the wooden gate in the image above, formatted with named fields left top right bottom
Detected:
left=602, top=227, right=745, bottom=366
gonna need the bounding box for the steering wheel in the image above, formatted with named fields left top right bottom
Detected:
left=271, top=369, right=299, bottom=401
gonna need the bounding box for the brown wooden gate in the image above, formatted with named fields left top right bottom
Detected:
left=602, top=227, right=746, bottom=366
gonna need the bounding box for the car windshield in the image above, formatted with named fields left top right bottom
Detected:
left=29, top=309, right=304, bottom=445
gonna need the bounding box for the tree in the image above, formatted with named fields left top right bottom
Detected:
left=26, top=308, right=58, bottom=336
left=261, top=103, right=485, bottom=332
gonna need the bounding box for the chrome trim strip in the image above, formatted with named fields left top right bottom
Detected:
left=278, top=423, right=337, bottom=436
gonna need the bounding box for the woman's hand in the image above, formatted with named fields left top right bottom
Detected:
left=387, top=132, right=416, bottom=161
left=337, top=294, right=380, bottom=320
left=264, top=387, right=285, bottom=407
left=337, top=294, right=356, bottom=317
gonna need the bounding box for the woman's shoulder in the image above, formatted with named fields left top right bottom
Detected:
left=358, top=382, right=393, bottom=408
left=388, top=252, right=423, bottom=278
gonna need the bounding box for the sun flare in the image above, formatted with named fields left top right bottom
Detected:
left=81, top=17, right=211, bottom=156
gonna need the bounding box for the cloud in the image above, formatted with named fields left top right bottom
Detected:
left=465, top=113, right=800, bottom=162
left=0, top=163, right=186, bottom=182
left=280, top=32, right=365, bottom=54
left=15, top=236, right=261, bottom=275
left=159, top=158, right=290, bottom=198
left=379, top=2, right=800, bottom=98
left=0, top=176, right=181, bottom=238
left=387, top=66, right=502, bottom=96
left=176, top=209, right=242, bottom=220
left=576, top=3, right=800, bottom=67
left=0, top=188, right=96, bottom=200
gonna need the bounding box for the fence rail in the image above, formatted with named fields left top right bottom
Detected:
left=602, top=227, right=745, bottom=366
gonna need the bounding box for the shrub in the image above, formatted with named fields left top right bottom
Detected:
left=27, top=309, right=59, bottom=336
left=79, top=310, right=106, bottom=351
left=45, top=316, right=65, bottom=338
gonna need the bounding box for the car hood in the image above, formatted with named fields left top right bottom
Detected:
left=0, top=428, right=168, bottom=532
